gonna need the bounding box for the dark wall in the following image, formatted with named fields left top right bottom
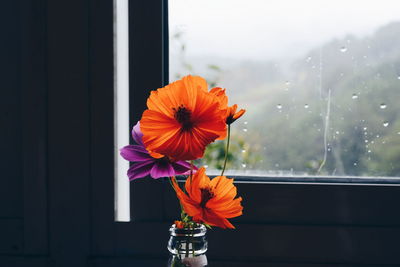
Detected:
left=2, top=1, right=400, bottom=267
left=1, top=0, right=47, bottom=260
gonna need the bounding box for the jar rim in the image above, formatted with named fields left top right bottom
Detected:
left=169, top=224, right=207, bottom=237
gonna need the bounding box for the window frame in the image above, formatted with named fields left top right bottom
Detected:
left=91, top=0, right=400, bottom=265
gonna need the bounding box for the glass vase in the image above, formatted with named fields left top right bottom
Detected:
left=167, top=224, right=208, bottom=267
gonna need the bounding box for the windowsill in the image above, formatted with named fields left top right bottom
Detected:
left=178, top=170, right=400, bottom=185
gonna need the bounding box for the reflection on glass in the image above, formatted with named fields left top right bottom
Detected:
left=169, top=0, right=400, bottom=177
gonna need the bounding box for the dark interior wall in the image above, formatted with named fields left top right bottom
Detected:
left=0, top=0, right=48, bottom=261
left=2, top=1, right=400, bottom=267
left=1, top=0, right=26, bottom=257
left=1, top=0, right=23, bottom=221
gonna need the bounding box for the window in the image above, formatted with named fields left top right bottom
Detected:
left=169, top=0, right=400, bottom=178
left=103, top=1, right=400, bottom=265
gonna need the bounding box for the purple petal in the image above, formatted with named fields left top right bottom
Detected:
left=120, top=145, right=152, bottom=162
left=150, top=162, right=176, bottom=178
left=132, top=121, right=144, bottom=145
left=172, top=161, right=198, bottom=175
left=127, top=160, right=155, bottom=180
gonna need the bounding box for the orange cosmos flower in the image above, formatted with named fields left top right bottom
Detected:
left=171, top=167, right=243, bottom=229
left=226, top=104, right=246, bottom=124
left=210, top=87, right=245, bottom=125
left=140, top=75, right=228, bottom=161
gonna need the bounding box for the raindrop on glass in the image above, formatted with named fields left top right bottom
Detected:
left=241, top=149, right=246, bottom=153
left=398, top=132, right=400, bottom=135
left=304, top=104, right=309, bottom=109
left=353, top=162, right=358, bottom=166
left=380, top=103, right=387, bottom=109
left=204, top=165, right=208, bottom=168
left=340, top=46, right=347, bottom=52
left=365, top=140, right=369, bottom=143
left=242, top=128, right=248, bottom=132
left=368, top=150, right=371, bottom=153
left=241, top=163, right=247, bottom=168
left=383, top=121, right=389, bottom=127
left=335, top=131, right=340, bottom=135
left=276, top=104, right=282, bottom=109
left=274, top=163, right=280, bottom=168
left=352, top=94, right=358, bottom=99
left=363, top=127, right=367, bottom=131
left=397, top=76, right=400, bottom=80
left=285, top=81, right=290, bottom=86
left=243, top=121, right=248, bottom=125
left=306, top=56, right=312, bottom=62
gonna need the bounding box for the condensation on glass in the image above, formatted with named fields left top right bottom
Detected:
left=114, top=0, right=130, bottom=221
left=169, top=0, right=400, bottom=178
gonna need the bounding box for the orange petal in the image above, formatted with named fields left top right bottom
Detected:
left=233, top=109, right=246, bottom=120
left=185, top=167, right=210, bottom=204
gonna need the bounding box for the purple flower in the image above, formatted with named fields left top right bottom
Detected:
left=120, top=122, right=197, bottom=180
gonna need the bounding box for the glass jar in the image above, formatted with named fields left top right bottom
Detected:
left=167, top=224, right=208, bottom=267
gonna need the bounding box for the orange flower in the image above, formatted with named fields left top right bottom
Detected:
left=171, top=167, right=243, bottom=229
left=226, top=104, right=246, bottom=125
left=174, top=220, right=185, bottom=229
left=210, top=87, right=245, bottom=125
left=140, top=75, right=228, bottom=161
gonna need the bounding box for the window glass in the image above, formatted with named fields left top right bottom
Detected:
left=169, top=0, right=400, bottom=177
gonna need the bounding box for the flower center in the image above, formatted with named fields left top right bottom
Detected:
left=200, top=188, right=214, bottom=208
left=173, top=105, right=193, bottom=131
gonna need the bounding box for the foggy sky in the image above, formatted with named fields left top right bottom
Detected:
left=169, top=0, right=400, bottom=61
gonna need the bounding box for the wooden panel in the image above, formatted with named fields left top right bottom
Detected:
left=0, top=0, right=23, bottom=218
left=234, top=182, right=400, bottom=226
left=89, top=0, right=116, bottom=256
left=0, top=256, right=48, bottom=267
left=164, top=181, right=400, bottom=226
left=20, top=0, right=48, bottom=255
left=47, top=0, right=91, bottom=266
left=0, top=219, right=23, bottom=255
left=112, top=222, right=400, bottom=265
left=90, top=257, right=399, bottom=267
left=91, top=258, right=165, bottom=267
left=206, top=262, right=398, bottom=267
left=115, top=222, right=171, bottom=257
left=207, top=224, right=400, bottom=265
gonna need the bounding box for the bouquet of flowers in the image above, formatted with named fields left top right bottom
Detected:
left=120, top=74, right=244, bottom=230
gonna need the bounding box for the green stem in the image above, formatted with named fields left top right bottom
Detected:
left=185, top=235, right=189, bottom=258
left=169, top=177, right=185, bottom=220
left=221, top=124, right=231, bottom=176
left=189, top=160, right=194, bottom=186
